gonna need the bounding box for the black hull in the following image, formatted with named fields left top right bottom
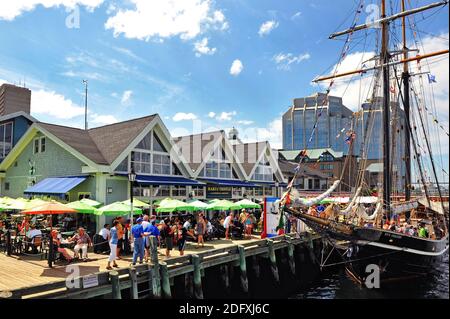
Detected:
left=291, top=211, right=449, bottom=282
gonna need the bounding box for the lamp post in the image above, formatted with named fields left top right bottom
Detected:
left=128, top=167, right=137, bottom=229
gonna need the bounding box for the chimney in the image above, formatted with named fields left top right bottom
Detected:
left=0, top=83, right=31, bottom=116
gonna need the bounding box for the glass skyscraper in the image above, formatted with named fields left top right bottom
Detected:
left=282, top=93, right=354, bottom=154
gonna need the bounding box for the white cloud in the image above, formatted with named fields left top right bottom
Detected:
left=105, top=0, right=228, bottom=41
left=258, top=20, right=279, bottom=37
left=208, top=112, right=216, bottom=118
left=0, top=0, right=104, bottom=20
left=193, top=37, right=217, bottom=57
left=31, top=89, right=85, bottom=119
left=172, top=112, right=198, bottom=121
left=273, top=52, right=310, bottom=70
left=230, top=59, right=243, bottom=76
left=62, top=70, right=106, bottom=81
left=121, top=90, right=133, bottom=106
left=237, top=120, right=254, bottom=125
left=291, top=11, right=302, bottom=20
left=236, top=118, right=283, bottom=149
left=90, top=113, right=119, bottom=126
left=216, top=111, right=237, bottom=121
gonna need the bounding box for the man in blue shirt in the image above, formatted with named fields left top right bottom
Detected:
left=131, top=218, right=147, bottom=265
left=143, top=219, right=160, bottom=262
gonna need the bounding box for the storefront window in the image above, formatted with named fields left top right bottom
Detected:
left=244, top=188, right=253, bottom=197
left=191, top=186, right=205, bottom=197
left=153, top=185, right=170, bottom=197
left=233, top=187, right=242, bottom=197
left=172, top=186, right=186, bottom=197
left=263, top=187, right=274, bottom=196
left=254, top=188, right=263, bottom=197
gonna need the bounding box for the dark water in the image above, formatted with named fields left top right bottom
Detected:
left=292, top=253, right=449, bottom=299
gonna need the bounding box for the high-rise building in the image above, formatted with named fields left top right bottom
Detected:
left=282, top=93, right=354, bottom=153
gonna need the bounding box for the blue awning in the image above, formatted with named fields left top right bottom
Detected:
left=200, top=178, right=257, bottom=188
left=24, top=176, right=88, bottom=196
left=134, top=175, right=205, bottom=186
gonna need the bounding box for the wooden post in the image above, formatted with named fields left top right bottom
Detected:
left=252, top=255, right=260, bottom=278
left=110, top=271, right=121, bottom=299
left=150, top=236, right=161, bottom=298
left=5, top=230, right=11, bottom=257
left=184, top=273, right=194, bottom=298
left=238, top=245, right=249, bottom=293
left=287, top=241, right=296, bottom=275
left=129, top=267, right=138, bottom=299
left=267, top=239, right=279, bottom=283
left=160, top=261, right=172, bottom=299
left=220, top=264, right=230, bottom=290
left=192, top=254, right=203, bottom=299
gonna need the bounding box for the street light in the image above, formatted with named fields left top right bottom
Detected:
left=128, top=167, right=137, bottom=229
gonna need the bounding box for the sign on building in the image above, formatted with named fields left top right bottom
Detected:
left=205, top=185, right=232, bottom=199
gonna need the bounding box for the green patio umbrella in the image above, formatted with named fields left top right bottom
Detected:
left=95, top=202, right=143, bottom=216
left=155, top=198, right=193, bottom=213
left=318, top=198, right=334, bottom=204
left=67, top=200, right=97, bottom=214
left=121, top=199, right=150, bottom=208
left=186, top=199, right=209, bottom=211
left=235, top=199, right=261, bottom=209
left=206, top=199, right=241, bottom=211
left=80, top=198, right=103, bottom=208
left=4, top=198, right=29, bottom=210
left=24, top=198, right=49, bottom=210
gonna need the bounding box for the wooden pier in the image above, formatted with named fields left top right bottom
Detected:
left=0, top=232, right=322, bottom=299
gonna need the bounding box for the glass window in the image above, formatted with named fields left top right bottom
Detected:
left=192, top=186, right=205, bottom=197
left=172, top=186, right=186, bottom=197
left=153, top=185, right=170, bottom=197
left=263, top=187, right=274, bottom=196
left=314, top=179, right=320, bottom=189
left=205, top=161, right=219, bottom=178
left=116, top=157, right=128, bottom=172
left=219, top=163, right=231, bottom=179
left=244, top=188, right=254, bottom=197
left=233, top=187, right=242, bottom=197
left=136, top=132, right=151, bottom=150
left=172, top=163, right=182, bottom=175
left=131, top=151, right=151, bottom=174
left=153, top=154, right=171, bottom=175
left=254, top=188, right=263, bottom=196
left=153, top=133, right=167, bottom=152
left=40, top=137, right=46, bottom=153
left=34, top=139, right=39, bottom=154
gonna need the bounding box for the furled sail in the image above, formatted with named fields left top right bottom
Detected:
left=293, top=180, right=341, bottom=207
left=355, top=201, right=382, bottom=220
left=342, top=186, right=362, bottom=214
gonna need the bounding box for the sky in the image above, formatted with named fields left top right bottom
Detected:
left=0, top=0, right=448, bottom=167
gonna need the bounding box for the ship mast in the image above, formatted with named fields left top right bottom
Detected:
left=381, top=0, right=391, bottom=219
left=401, top=0, right=412, bottom=202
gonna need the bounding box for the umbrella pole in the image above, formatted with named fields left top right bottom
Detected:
left=48, top=217, right=53, bottom=268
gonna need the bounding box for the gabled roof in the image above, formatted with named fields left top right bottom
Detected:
left=278, top=159, right=328, bottom=179
left=0, top=111, right=37, bottom=123
left=279, top=148, right=343, bottom=161
left=233, top=142, right=267, bottom=176
left=173, top=131, right=224, bottom=172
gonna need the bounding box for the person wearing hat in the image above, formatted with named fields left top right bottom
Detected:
left=131, top=217, right=149, bottom=265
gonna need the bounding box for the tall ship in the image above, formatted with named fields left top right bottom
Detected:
left=281, top=0, right=449, bottom=283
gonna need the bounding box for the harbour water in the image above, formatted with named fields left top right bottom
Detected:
left=292, top=253, right=449, bottom=299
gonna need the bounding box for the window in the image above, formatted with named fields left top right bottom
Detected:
left=263, top=187, right=274, bottom=196
left=205, top=162, right=219, bottom=178
left=136, top=132, right=151, bottom=150
left=153, top=154, right=171, bottom=175
left=40, top=137, right=46, bottom=153
left=78, top=192, right=91, bottom=200
left=219, top=163, right=232, bottom=179
left=191, top=186, right=205, bottom=197
left=252, top=155, right=273, bottom=181
left=314, top=179, right=320, bottom=190
left=152, top=133, right=167, bottom=152
left=254, top=188, right=263, bottom=196
left=320, top=153, right=334, bottom=161
left=172, top=186, right=186, bottom=197
left=116, top=157, right=128, bottom=172
left=308, top=179, right=313, bottom=189
left=244, top=188, right=254, bottom=197
left=34, top=139, right=39, bottom=154
left=5, top=182, right=10, bottom=191
left=131, top=151, right=151, bottom=174
left=233, top=187, right=242, bottom=197
left=0, top=122, right=13, bottom=160
left=172, top=163, right=182, bottom=175
left=153, top=185, right=170, bottom=197
left=297, top=177, right=304, bottom=189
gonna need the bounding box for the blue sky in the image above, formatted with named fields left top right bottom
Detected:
left=0, top=0, right=448, bottom=156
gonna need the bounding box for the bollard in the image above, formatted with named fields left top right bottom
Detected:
left=238, top=245, right=249, bottom=293
left=287, top=242, right=296, bottom=275
left=252, top=255, right=260, bottom=278
left=160, top=261, right=172, bottom=299
left=267, top=239, right=280, bottom=283
left=0, top=291, right=13, bottom=299
left=110, top=271, right=121, bottom=299
left=191, top=254, right=203, bottom=299
left=150, top=236, right=161, bottom=298
left=129, top=267, right=138, bottom=299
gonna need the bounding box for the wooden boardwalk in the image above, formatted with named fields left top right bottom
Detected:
left=0, top=237, right=259, bottom=293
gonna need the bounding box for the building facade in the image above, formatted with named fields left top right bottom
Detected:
left=282, top=93, right=354, bottom=153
